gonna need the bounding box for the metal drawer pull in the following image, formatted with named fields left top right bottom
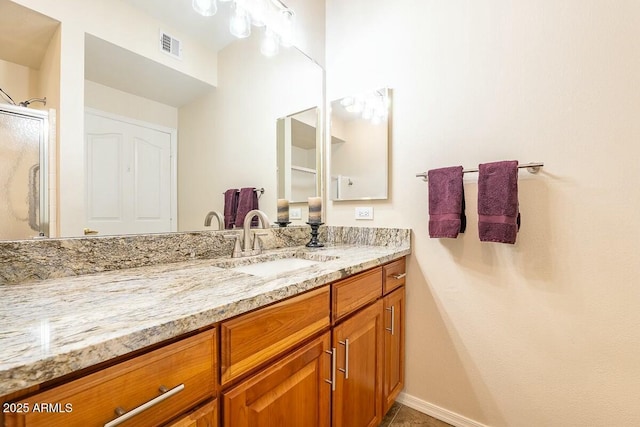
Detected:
left=385, top=306, right=396, bottom=335
left=324, top=348, right=336, bottom=391
left=391, top=273, right=406, bottom=280
left=104, top=383, right=185, bottom=427
left=338, top=339, right=350, bottom=379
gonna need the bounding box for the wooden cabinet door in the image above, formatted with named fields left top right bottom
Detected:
left=223, top=332, right=332, bottom=427
left=383, top=287, right=405, bottom=413
left=166, top=399, right=217, bottom=427
left=332, top=300, right=383, bottom=427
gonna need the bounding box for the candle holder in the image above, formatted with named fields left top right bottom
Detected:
left=275, top=221, right=291, bottom=227
left=305, top=222, right=324, bottom=248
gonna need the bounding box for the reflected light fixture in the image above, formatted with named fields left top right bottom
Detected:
left=229, top=5, right=251, bottom=38
left=340, top=89, right=389, bottom=125
left=192, top=0, right=217, bottom=17
left=192, top=0, right=296, bottom=56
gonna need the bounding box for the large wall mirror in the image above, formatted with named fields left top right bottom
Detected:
left=0, top=0, right=324, bottom=239
left=330, top=88, right=390, bottom=201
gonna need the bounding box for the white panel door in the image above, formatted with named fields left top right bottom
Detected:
left=85, top=112, right=173, bottom=235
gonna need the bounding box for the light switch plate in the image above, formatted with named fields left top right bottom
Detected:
left=290, top=208, right=302, bottom=220
left=355, top=207, right=374, bottom=220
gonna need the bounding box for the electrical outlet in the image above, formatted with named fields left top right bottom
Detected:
left=355, top=207, right=374, bottom=220
left=290, top=208, right=302, bottom=220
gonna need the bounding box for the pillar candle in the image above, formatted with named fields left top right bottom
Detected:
left=277, top=199, right=289, bottom=222
left=308, top=196, right=322, bottom=223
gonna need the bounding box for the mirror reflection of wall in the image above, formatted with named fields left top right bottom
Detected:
left=0, top=0, right=324, bottom=239
left=277, top=107, right=320, bottom=204
left=330, top=88, right=390, bottom=201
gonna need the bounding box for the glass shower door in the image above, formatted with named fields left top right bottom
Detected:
left=0, top=105, right=48, bottom=240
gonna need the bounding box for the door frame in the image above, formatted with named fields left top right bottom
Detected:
left=84, top=107, right=178, bottom=232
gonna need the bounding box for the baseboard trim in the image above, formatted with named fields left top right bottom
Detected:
left=396, top=392, right=490, bottom=427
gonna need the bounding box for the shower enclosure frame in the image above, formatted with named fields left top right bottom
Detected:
left=1, top=103, right=49, bottom=239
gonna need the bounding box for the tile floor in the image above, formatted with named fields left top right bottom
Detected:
left=379, top=402, right=453, bottom=427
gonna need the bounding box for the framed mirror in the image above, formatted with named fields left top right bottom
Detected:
left=277, top=106, right=321, bottom=203
left=330, top=88, right=390, bottom=201
left=0, top=0, right=324, bottom=238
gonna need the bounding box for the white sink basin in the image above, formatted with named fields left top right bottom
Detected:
left=230, top=257, right=320, bottom=277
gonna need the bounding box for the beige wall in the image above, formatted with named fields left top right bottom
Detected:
left=326, top=0, right=640, bottom=426
left=84, top=80, right=178, bottom=129
left=286, top=0, right=326, bottom=67
left=330, top=116, right=387, bottom=200
left=0, top=59, right=37, bottom=104
left=178, top=32, right=323, bottom=231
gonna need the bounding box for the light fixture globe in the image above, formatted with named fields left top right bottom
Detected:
left=192, top=0, right=217, bottom=16
left=230, top=6, right=251, bottom=38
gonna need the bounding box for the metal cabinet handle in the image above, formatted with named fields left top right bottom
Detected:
left=84, top=228, right=99, bottom=235
left=385, top=306, right=395, bottom=335
left=338, top=339, right=350, bottom=379
left=104, top=383, right=184, bottom=427
left=324, top=348, right=336, bottom=391
left=391, top=273, right=406, bottom=280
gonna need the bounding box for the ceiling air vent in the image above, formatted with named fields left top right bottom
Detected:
left=160, top=30, right=182, bottom=59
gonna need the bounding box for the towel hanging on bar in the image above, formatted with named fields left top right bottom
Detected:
left=222, top=188, right=264, bottom=198
left=427, top=166, right=466, bottom=238
left=416, top=162, right=543, bottom=182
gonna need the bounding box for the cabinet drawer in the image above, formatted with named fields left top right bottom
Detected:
left=383, top=258, right=406, bottom=294
left=6, top=330, right=216, bottom=427
left=332, top=267, right=382, bottom=323
left=220, top=286, right=330, bottom=386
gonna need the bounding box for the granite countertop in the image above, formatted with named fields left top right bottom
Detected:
left=0, top=243, right=410, bottom=397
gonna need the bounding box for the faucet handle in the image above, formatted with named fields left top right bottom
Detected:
left=253, top=232, right=268, bottom=251
left=224, top=234, right=242, bottom=257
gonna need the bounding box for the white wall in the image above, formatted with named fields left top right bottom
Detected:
left=326, top=0, right=640, bottom=426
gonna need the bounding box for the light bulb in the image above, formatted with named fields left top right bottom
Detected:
left=193, top=0, right=217, bottom=16
left=230, top=6, right=251, bottom=38
left=261, top=29, right=280, bottom=57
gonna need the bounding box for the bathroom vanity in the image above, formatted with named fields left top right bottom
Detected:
left=0, top=226, right=410, bottom=427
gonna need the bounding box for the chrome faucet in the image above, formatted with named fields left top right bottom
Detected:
left=226, top=209, right=270, bottom=258
left=204, top=211, right=224, bottom=229
left=242, top=209, right=270, bottom=252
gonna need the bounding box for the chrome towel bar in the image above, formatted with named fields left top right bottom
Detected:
left=416, top=162, right=544, bottom=182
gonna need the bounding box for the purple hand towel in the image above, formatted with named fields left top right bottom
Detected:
left=234, top=187, right=259, bottom=227
left=428, top=166, right=466, bottom=238
left=477, top=160, right=520, bottom=244
left=224, top=189, right=239, bottom=229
